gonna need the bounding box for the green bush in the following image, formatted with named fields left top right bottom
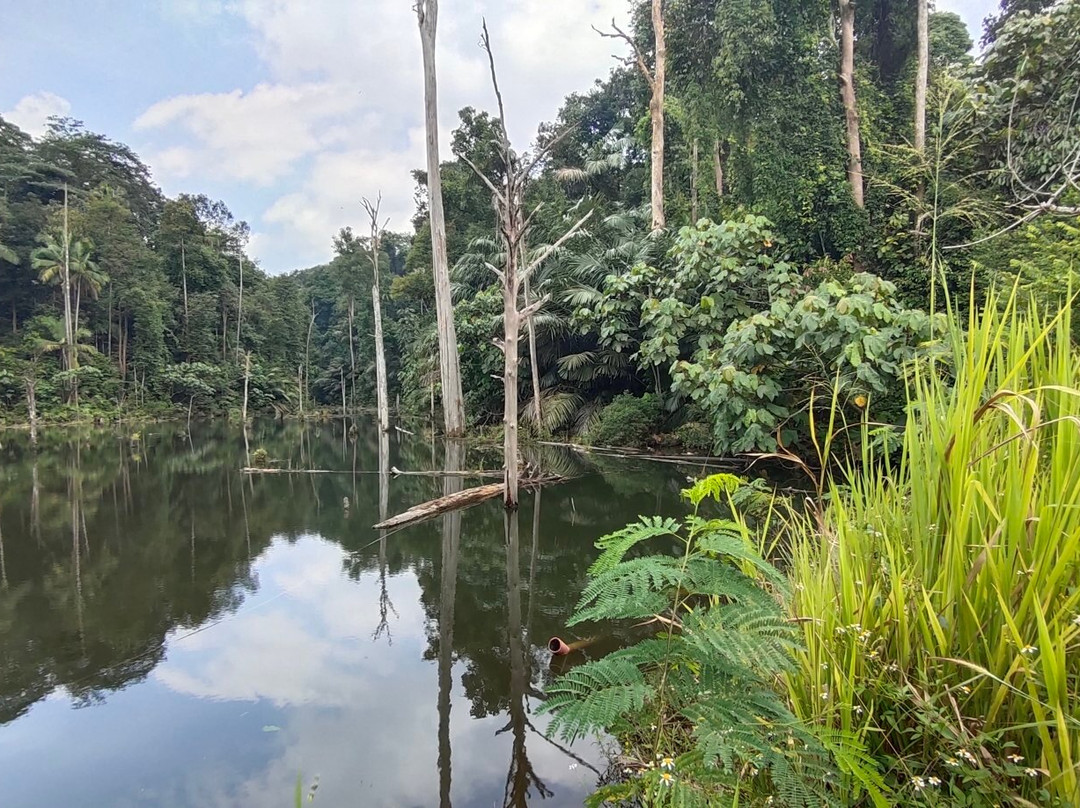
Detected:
left=588, top=393, right=661, bottom=447
left=674, top=421, right=713, bottom=454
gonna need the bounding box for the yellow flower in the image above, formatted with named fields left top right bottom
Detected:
left=660, top=757, right=675, bottom=771
left=659, top=772, right=675, bottom=787
left=854, top=394, right=868, bottom=409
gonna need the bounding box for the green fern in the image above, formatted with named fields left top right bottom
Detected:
left=541, top=474, right=864, bottom=806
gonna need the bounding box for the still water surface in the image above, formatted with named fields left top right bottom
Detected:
left=0, top=420, right=691, bottom=807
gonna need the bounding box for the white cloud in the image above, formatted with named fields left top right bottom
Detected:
left=138, top=0, right=632, bottom=272
left=3, top=91, right=72, bottom=138
left=135, top=82, right=365, bottom=185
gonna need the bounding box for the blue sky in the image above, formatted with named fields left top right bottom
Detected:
left=0, top=0, right=998, bottom=275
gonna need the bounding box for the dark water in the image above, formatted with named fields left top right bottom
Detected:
left=0, top=420, right=692, bottom=808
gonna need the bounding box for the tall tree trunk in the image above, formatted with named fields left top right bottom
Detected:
left=417, top=0, right=466, bottom=436
left=241, top=351, right=251, bottom=423
left=524, top=273, right=542, bottom=427
left=503, top=225, right=523, bottom=510
left=838, top=0, right=864, bottom=208
left=714, top=137, right=725, bottom=199
left=61, top=185, right=77, bottom=403
left=304, top=298, right=315, bottom=412
left=373, top=286, right=389, bottom=432
left=363, top=196, right=392, bottom=434
left=180, top=238, right=189, bottom=321
left=346, top=295, right=356, bottom=411
left=691, top=137, right=700, bottom=222
left=649, top=0, right=667, bottom=230
left=915, top=0, right=928, bottom=156
left=915, top=0, right=929, bottom=214
left=221, top=302, right=228, bottom=361
left=235, top=255, right=244, bottom=363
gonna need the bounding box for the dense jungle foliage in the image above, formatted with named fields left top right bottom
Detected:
left=0, top=0, right=1076, bottom=463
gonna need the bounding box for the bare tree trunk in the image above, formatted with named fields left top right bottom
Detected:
left=417, top=0, right=466, bottom=436
left=180, top=237, right=189, bottom=324
left=346, top=295, right=356, bottom=411
left=650, top=0, right=666, bottom=229
left=241, top=351, right=251, bottom=423
left=305, top=298, right=315, bottom=413
left=915, top=0, right=929, bottom=212
left=235, top=255, right=244, bottom=363
left=221, top=302, right=228, bottom=361
left=340, top=366, right=346, bottom=414
left=470, top=23, right=594, bottom=509
left=691, top=137, right=699, bottom=222
left=524, top=273, right=542, bottom=427
left=364, top=197, right=392, bottom=434
left=839, top=0, right=865, bottom=208
left=503, top=260, right=522, bottom=509
left=714, top=137, right=725, bottom=199
left=298, top=365, right=305, bottom=418
left=25, top=373, right=37, bottom=445
left=60, top=186, right=77, bottom=404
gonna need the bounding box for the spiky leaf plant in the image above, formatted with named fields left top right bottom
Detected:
left=541, top=475, right=865, bottom=807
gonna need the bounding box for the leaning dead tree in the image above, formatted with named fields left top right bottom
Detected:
left=415, top=0, right=467, bottom=436
left=362, top=194, right=391, bottom=433
left=463, top=22, right=593, bottom=509
left=595, top=0, right=667, bottom=230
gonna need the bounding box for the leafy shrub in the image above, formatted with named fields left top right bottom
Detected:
left=587, top=393, right=661, bottom=447
left=674, top=421, right=713, bottom=454
left=541, top=475, right=868, bottom=807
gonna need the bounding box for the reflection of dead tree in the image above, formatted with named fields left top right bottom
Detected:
left=499, top=510, right=553, bottom=806
left=438, top=440, right=464, bottom=808
left=373, top=431, right=398, bottom=644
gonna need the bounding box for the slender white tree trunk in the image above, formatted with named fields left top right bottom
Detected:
left=714, top=137, right=725, bottom=199
left=915, top=0, right=929, bottom=156
left=839, top=0, right=865, bottom=208
left=363, top=196, right=391, bottom=433
left=691, top=137, right=699, bottom=222
left=417, top=0, right=466, bottom=436
left=524, top=271, right=541, bottom=426
left=503, top=263, right=521, bottom=509
left=236, top=255, right=244, bottom=363
left=650, top=0, right=666, bottom=230
left=241, top=351, right=251, bottom=422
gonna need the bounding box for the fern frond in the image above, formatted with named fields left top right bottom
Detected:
left=538, top=652, right=654, bottom=742
left=694, top=526, right=788, bottom=588
left=589, top=516, right=681, bottom=575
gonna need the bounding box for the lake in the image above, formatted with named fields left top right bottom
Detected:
left=0, top=420, right=693, bottom=807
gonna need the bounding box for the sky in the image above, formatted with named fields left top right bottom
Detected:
left=0, top=0, right=998, bottom=275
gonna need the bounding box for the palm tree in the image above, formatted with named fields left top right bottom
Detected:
left=32, top=234, right=104, bottom=335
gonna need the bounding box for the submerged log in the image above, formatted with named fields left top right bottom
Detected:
left=373, top=482, right=505, bottom=530
left=390, top=466, right=503, bottom=479
left=374, top=474, right=564, bottom=530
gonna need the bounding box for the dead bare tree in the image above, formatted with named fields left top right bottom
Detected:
left=415, top=0, right=467, bottom=436
left=464, top=22, right=594, bottom=509
left=838, top=0, right=865, bottom=208
left=362, top=194, right=391, bottom=433
left=595, top=0, right=667, bottom=230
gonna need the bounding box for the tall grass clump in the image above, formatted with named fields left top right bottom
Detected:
left=787, top=290, right=1080, bottom=806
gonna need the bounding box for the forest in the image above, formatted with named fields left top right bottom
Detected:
left=0, top=0, right=1072, bottom=459
left=2, top=0, right=1080, bottom=804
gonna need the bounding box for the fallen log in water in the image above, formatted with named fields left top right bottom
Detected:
left=390, top=466, right=503, bottom=479
left=373, top=475, right=565, bottom=530
left=373, top=482, right=505, bottom=530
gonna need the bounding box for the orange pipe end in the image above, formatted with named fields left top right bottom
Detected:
left=548, top=636, right=572, bottom=656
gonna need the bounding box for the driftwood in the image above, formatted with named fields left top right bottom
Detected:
left=390, top=466, right=503, bottom=479
left=373, top=482, right=505, bottom=530
left=374, top=474, right=565, bottom=531
left=242, top=468, right=380, bottom=475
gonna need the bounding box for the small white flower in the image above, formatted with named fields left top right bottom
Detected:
left=928, top=777, right=941, bottom=787
left=958, top=749, right=978, bottom=765
left=1006, top=754, right=1024, bottom=764
left=1021, top=645, right=1038, bottom=656
left=945, top=757, right=960, bottom=768
left=912, top=776, right=927, bottom=792
left=1025, top=767, right=1039, bottom=778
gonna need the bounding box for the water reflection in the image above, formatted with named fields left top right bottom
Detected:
left=0, top=420, right=692, bottom=806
